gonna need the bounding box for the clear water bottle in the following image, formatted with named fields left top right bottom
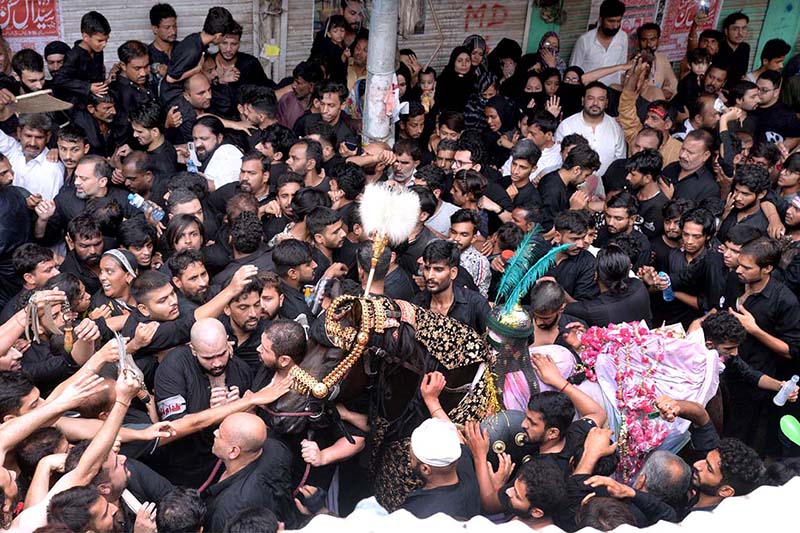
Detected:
left=658, top=272, right=674, bottom=302
left=186, top=158, right=199, bottom=174
left=774, top=375, right=799, bottom=407
left=128, top=193, right=165, bottom=222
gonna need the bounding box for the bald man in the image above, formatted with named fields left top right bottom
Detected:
left=204, top=412, right=294, bottom=530
left=153, top=317, right=254, bottom=487
left=168, top=73, right=213, bottom=145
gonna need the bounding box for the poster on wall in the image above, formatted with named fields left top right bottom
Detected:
left=659, top=0, right=724, bottom=62
left=0, top=0, right=62, bottom=54
left=587, top=0, right=660, bottom=34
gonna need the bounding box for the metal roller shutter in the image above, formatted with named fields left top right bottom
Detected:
left=284, top=0, right=530, bottom=79
left=57, top=1, right=255, bottom=72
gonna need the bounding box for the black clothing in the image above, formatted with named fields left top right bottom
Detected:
left=717, top=208, right=769, bottom=245
left=293, top=113, right=357, bottom=148
left=396, top=226, right=437, bottom=277
left=565, top=278, right=652, bottom=327
left=650, top=247, right=702, bottom=329
left=716, top=41, right=750, bottom=86
left=512, top=181, right=541, bottom=209
left=203, top=438, right=295, bottom=530
left=221, top=315, right=267, bottom=373
left=60, top=250, right=102, bottom=296
left=548, top=250, right=599, bottom=301
left=22, top=340, right=79, bottom=396
left=70, top=108, right=126, bottom=158
left=52, top=42, right=104, bottom=107
left=537, top=170, right=572, bottom=231
left=0, top=186, right=32, bottom=307
left=161, top=33, right=206, bottom=105
left=212, top=52, right=274, bottom=90
left=278, top=280, right=313, bottom=320
left=672, top=247, right=730, bottom=313
left=208, top=182, right=273, bottom=218
left=753, top=102, right=800, bottom=143
left=401, top=446, right=480, bottom=520
left=166, top=97, right=199, bottom=145
left=211, top=245, right=275, bottom=288
left=638, top=192, right=668, bottom=240
left=660, top=162, right=720, bottom=204
left=148, top=42, right=174, bottom=68
left=110, top=76, right=155, bottom=129
left=603, top=158, right=629, bottom=195
left=154, top=345, right=253, bottom=487
left=412, top=285, right=491, bottom=334
left=385, top=267, right=416, bottom=301
left=596, top=226, right=652, bottom=271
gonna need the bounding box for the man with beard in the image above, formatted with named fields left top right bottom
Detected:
left=413, top=239, right=490, bottom=334
left=148, top=3, right=179, bottom=77
left=721, top=238, right=800, bottom=452
left=546, top=210, right=600, bottom=302
left=109, top=40, right=154, bottom=128
left=640, top=208, right=714, bottom=328
left=400, top=417, right=480, bottom=520
left=208, top=152, right=272, bottom=214
left=272, top=239, right=317, bottom=320
left=263, top=172, right=304, bottom=242
left=213, top=22, right=272, bottom=91
left=673, top=95, right=720, bottom=142
left=258, top=272, right=284, bottom=321
left=55, top=124, right=91, bottom=185
left=570, top=0, right=628, bottom=86
left=529, top=280, right=587, bottom=350
left=169, top=249, right=212, bottom=316
left=718, top=165, right=770, bottom=243
left=223, top=278, right=266, bottom=372
left=659, top=129, right=719, bottom=203
left=294, top=81, right=357, bottom=148
left=129, top=100, right=178, bottom=185
left=307, top=207, right=348, bottom=284
left=192, top=116, right=244, bottom=191
left=636, top=23, right=678, bottom=98
left=701, top=63, right=728, bottom=98
left=340, top=0, right=366, bottom=47
left=555, top=82, right=625, bottom=180
left=0, top=112, right=64, bottom=200
left=0, top=153, right=34, bottom=308
left=56, top=214, right=104, bottom=296
left=34, top=155, right=137, bottom=246
left=625, top=149, right=667, bottom=239
left=277, top=61, right=323, bottom=130
left=71, top=92, right=125, bottom=158
left=168, top=73, right=212, bottom=146
left=121, top=151, right=156, bottom=202
left=287, top=138, right=327, bottom=191
left=155, top=318, right=254, bottom=488
left=10, top=49, right=46, bottom=94
left=596, top=191, right=651, bottom=270
left=603, top=127, right=662, bottom=196
left=715, top=12, right=750, bottom=84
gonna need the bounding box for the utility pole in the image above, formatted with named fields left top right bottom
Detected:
left=361, top=0, right=398, bottom=146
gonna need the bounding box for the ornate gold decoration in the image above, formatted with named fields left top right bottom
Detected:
left=515, top=432, right=527, bottom=447
left=492, top=440, right=506, bottom=454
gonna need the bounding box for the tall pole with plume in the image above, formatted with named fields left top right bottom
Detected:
left=362, top=0, right=399, bottom=146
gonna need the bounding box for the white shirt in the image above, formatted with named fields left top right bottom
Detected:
left=569, top=28, right=628, bottom=85
left=203, top=144, right=243, bottom=189
left=555, top=111, right=625, bottom=177
left=0, top=129, right=64, bottom=200
left=425, top=200, right=459, bottom=235
left=673, top=119, right=696, bottom=141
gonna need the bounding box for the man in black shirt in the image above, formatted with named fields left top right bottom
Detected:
left=121, top=151, right=156, bottom=202
left=208, top=151, right=273, bottom=216
left=58, top=214, right=105, bottom=296
left=129, top=101, right=178, bottom=189
left=155, top=318, right=253, bottom=488
left=413, top=240, right=490, bottom=333
left=203, top=412, right=294, bottom=530
left=148, top=3, right=179, bottom=76
left=109, top=41, right=154, bottom=129
left=402, top=417, right=480, bottom=520
left=548, top=210, right=599, bottom=302
left=272, top=239, right=316, bottom=320
left=0, top=244, right=60, bottom=323
left=213, top=23, right=273, bottom=91
left=293, top=81, right=357, bottom=148
left=717, top=164, right=770, bottom=244
left=71, top=92, right=126, bottom=158
left=529, top=281, right=588, bottom=352
left=715, top=12, right=750, bottom=85
left=537, top=144, right=601, bottom=232
left=485, top=140, right=542, bottom=220
left=287, top=138, right=328, bottom=191
left=263, top=173, right=303, bottom=241
left=307, top=207, right=348, bottom=284
left=167, top=74, right=212, bottom=145
left=721, top=238, right=800, bottom=452
left=603, top=128, right=661, bottom=196
left=168, top=249, right=211, bottom=317
left=626, top=149, right=667, bottom=239
left=754, top=71, right=800, bottom=145
left=212, top=211, right=275, bottom=288
left=659, top=129, right=719, bottom=203
left=596, top=191, right=651, bottom=270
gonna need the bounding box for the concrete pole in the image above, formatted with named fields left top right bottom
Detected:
left=362, top=0, right=399, bottom=146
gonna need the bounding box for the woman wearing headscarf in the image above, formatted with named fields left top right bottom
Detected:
left=558, top=66, right=586, bottom=119
left=483, top=94, right=520, bottom=168
left=434, top=46, right=476, bottom=113
left=488, top=38, right=523, bottom=90
left=535, top=32, right=566, bottom=75
left=463, top=70, right=498, bottom=131
left=463, top=34, right=489, bottom=77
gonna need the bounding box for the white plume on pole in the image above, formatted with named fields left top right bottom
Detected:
left=359, top=184, right=420, bottom=245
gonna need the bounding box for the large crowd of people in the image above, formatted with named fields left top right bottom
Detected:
left=0, top=0, right=799, bottom=531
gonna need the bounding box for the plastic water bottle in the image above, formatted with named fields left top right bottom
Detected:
left=128, top=193, right=165, bottom=222
left=774, top=375, right=799, bottom=407
left=658, top=272, right=674, bottom=302
left=186, top=158, right=199, bottom=174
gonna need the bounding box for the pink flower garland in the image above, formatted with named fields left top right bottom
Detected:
left=577, top=323, right=670, bottom=480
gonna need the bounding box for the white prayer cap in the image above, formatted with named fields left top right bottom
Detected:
left=410, top=418, right=461, bottom=467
